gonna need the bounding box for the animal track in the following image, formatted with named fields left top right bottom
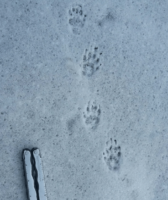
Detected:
left=82, top=46, right=102, bottom=77
left=68, top=4, right=86, bottom=34
left=103, top=138, right=121, bottom=171
left=83, top=101, right=101, bottom=129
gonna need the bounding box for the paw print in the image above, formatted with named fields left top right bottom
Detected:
left=82, top=46, right=102, bottom=77
left=103, top=138, right=121, bottom=171
left=83, top=101, right=101, bottom=129
left=68, top=4, right=86, bottom=34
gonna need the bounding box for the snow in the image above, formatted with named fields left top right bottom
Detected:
left=0, top=0, right=168, bottom=199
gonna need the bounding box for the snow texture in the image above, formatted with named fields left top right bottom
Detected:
left=1, top=0, right=168, bottom=200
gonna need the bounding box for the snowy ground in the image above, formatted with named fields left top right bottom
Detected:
left=1, top=0, right=168, bottom=200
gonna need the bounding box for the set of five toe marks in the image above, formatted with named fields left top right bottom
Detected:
left=103, top=138, right=122, bottom=171
left=82, top=46, right=102, bottom=77
left=68, top=4, right=86, bottom=34
left=83, top=101, right=101, bottom=129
